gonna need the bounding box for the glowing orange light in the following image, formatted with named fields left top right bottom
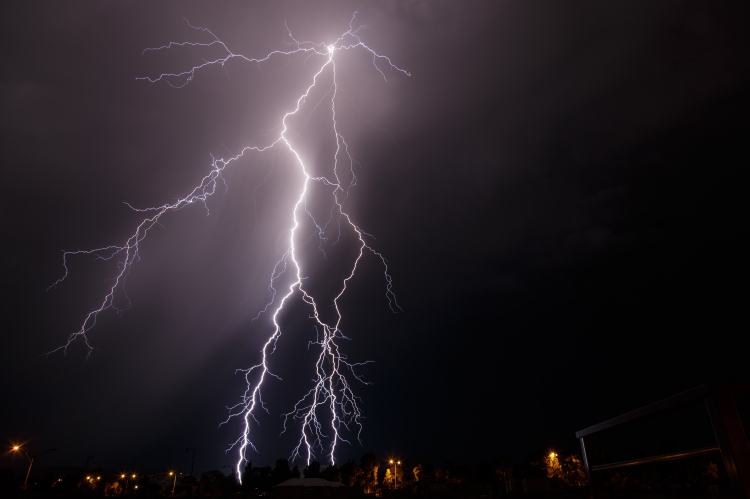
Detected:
left=549, top=452, right=556, bottom=458
left=12, top=445, right=20, bottom=451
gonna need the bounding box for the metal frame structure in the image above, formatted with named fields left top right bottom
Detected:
left=576, top=383, right=750, bottom=498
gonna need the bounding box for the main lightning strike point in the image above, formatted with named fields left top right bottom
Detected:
left=50, top=13, right=407, bottom=482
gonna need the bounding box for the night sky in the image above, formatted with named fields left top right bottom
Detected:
left=2, top=1, right=749, bottom=477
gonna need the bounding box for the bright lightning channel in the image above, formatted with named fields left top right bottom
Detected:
left=48, top=14, right=408, bottom=481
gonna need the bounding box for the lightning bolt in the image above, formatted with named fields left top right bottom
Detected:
left=48, top=13, right=408, bottom=480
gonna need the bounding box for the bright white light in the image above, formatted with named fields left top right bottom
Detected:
left=49, top=11, right=408, bottom=484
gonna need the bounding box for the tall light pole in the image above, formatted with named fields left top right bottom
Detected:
left=169, top=471, right=179, bottom=497
left=121, top=473, right=137, bottom=494
left=389, top=460, right=400, bottom=489
left=185, top=447, right=197, bottom=478
left=12, top=446, right=57, bottom=489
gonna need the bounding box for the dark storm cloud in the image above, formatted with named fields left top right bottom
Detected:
left=1, top=0, right=749, bottom=474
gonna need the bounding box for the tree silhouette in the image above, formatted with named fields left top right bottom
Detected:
left=271, top=459, right=292, bottom=485
left=291, top=465, right=301, bottom=479
left=321, top=464, right=342, bottom=482
left=359, top=453, right=379, bottom=493
left=340, top=460, right=361, bottom=486
left=303, top=461, right=321, bottom=479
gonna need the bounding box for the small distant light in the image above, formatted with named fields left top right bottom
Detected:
left=549, top=452, right=556, bottom=458
left=12, top=445, right=20, bottom=451
left=97, top=476, right=101, bottom=480
left=121, top=474, right=126, bottom=478
left=389, top=460, right=393, bottom=464
left=132, top=474, right=136, bottom=478
left=169, top=472, right=173, bottom=476
left=135, top=485, right=139, bottom=489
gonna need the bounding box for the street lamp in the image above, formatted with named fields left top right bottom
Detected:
left=388, top=460, right=400, bottom=489
left=169, top=471, right=179, bottom=497
left=12, top=445, right=57, bottom=488
left=121, top=473, right=137, bottom=493
left=185, top=447, right=197, bottom=477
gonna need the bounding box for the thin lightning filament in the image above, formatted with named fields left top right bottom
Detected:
left=49, top=13, right=408, bottom=481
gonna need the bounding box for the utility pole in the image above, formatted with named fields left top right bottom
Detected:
left=12, top=446, right=57, bottom=489
left=185, top=447, right=197, bottom=477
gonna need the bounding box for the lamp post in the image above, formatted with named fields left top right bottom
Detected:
left=121, top=473, right=137, bottom=494
left=548, top=451, right=560, bottom=479
left=169, top=471, right=179, bottom=497
left=12, top=445, right=57, bottom=488
left=389, top=460, right=400, bottom=489
left=185, top=447, right=197, bottom=478
left=84, top=474, right=101, bottom=489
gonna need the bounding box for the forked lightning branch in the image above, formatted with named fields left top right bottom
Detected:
left=49, top=14, right=408, bottom=481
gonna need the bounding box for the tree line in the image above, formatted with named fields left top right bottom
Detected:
left=0, top=448, right=728, bottom=497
